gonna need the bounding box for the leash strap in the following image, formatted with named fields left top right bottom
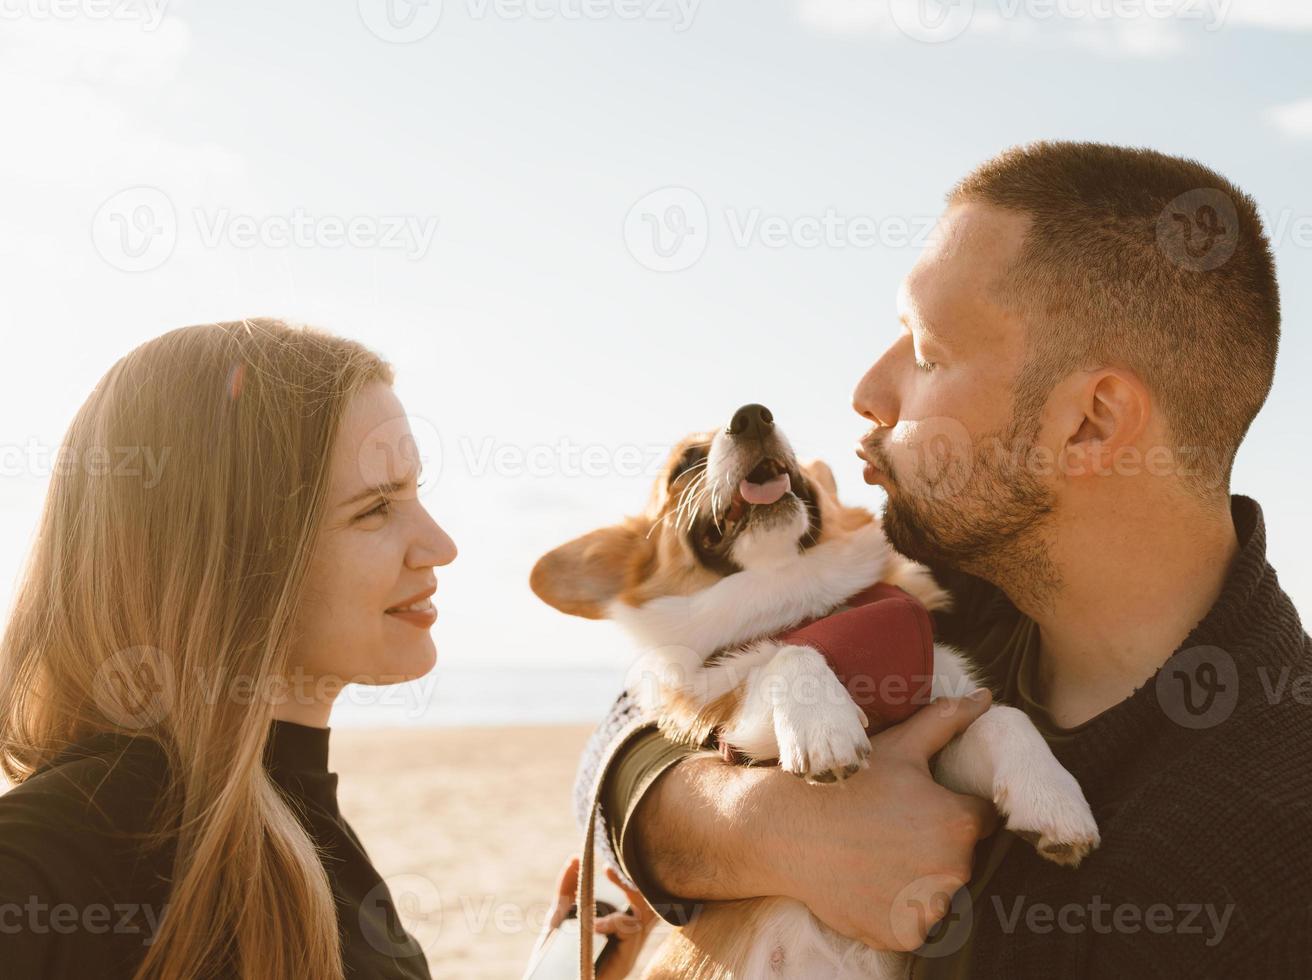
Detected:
left=578, top=717, right=653, bottom=980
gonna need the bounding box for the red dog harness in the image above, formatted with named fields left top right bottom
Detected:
left=711, top=582, right=937, bottom=764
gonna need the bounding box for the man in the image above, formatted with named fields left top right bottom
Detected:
left=573, top=141, right=1312, bottom=977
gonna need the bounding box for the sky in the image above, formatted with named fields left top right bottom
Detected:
left=0, top=0, right=1308, bottom=724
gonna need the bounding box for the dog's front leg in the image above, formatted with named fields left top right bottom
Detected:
left=932, top=702, right=1101, bottom=867
left=719, top=642, right=872, bottom=785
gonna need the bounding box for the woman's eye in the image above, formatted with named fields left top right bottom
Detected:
left=915, top=358, right=938, bottom=373
left=359, top=498, right=390, bottom=520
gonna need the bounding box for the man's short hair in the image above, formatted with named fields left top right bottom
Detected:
left=948, top=140, right=1280, bottom=499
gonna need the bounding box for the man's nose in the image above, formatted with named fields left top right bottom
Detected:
left=727, top=403, right=774, bottom=441
left=853, top=357, right=897, bottom=427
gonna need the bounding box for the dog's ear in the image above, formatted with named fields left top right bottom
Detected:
left=802, top=458, right=838, bottom=497
left=530, top=522, right=652, bottom=620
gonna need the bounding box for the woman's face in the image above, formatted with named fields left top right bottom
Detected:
left=284, top=382, right=457, bottom=721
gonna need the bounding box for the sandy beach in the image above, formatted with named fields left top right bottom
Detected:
left=332, top=723, right=670, bottom=978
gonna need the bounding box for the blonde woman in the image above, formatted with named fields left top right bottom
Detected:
left=0, top=319, right=456, bottom=979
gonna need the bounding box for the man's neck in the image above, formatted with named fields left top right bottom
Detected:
left=1015, top=493, right=1240, bottom=729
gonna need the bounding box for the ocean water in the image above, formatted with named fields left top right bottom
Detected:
left=326, top=664, right=631, bottom=729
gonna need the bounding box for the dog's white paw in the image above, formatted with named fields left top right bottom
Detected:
left=768, top=646, right=871, bottom=785
left=995, top=758, right=1101, bottom=867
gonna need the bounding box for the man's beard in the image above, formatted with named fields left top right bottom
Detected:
left=873, top=407, right=1062, bottom=608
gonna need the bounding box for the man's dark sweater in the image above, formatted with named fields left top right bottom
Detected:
left=581, top=493, right=1312, bottom=978
left=0, top=719, right=432, bottom=979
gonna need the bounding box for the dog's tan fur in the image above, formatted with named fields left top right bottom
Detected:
left=532, top=436, right=952, bottom=978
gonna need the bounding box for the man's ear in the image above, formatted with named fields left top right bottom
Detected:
left=529, top=521, right=652, bottom=620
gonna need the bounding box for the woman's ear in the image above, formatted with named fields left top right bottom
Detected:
left=529, top=521, right=651, bottom=620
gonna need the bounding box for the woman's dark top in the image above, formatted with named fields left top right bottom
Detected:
left=0, top=719, right=433, bottom=978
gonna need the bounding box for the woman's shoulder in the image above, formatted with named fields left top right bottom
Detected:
left=0, top=733, right=173, bottom=866
left=0, top=735, right=176, bottom=975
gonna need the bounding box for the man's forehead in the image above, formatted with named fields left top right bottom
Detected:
left=899, top=201, right=1030, bottom=345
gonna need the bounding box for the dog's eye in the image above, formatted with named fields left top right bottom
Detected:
left=668, top=446, right=708, bottom=485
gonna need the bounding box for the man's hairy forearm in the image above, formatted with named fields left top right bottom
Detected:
left=631, top=752, right=812, bottom=904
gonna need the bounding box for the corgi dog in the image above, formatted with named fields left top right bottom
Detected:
left=531, top=404, right=1100, bottom=980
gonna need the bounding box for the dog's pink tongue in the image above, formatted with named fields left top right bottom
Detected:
left=738, top=472, right=790, bottom=506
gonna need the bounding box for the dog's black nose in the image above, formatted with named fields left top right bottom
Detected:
left=728, top=404, right=774, bottom=440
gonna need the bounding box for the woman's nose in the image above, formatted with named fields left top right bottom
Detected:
left=412, top=518, right=458, bottom=568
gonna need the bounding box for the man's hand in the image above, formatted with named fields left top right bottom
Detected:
left=547, top=856, right=659, bottom=979
left=631, top=690, right=998, bottom=951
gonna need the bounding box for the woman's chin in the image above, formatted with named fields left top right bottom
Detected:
left=380, top=637, right=438, bottom=684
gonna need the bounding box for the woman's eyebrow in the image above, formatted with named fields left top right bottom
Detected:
left=339, top=466, right=423, bottom=508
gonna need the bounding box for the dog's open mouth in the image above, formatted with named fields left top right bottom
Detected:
left=709, top=456, right=794, bottom=547
left=722, top=457, right=790, bottom=525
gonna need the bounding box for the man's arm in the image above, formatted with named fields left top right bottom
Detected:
left=615, top=692, right=1001, bottom=950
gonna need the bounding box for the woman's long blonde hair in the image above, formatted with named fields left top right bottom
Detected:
left=0, top=317, right=394, bottom=979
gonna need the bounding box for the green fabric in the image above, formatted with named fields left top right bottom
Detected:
left=915, top=589, right=1086, bottom=977
left=600, top=724, right=702, bottom=927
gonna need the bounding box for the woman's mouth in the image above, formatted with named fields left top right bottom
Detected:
left=385, top=595, right=437, bottom=628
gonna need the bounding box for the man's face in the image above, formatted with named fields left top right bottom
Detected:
left=852, top=201, right=1059, bottom=587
